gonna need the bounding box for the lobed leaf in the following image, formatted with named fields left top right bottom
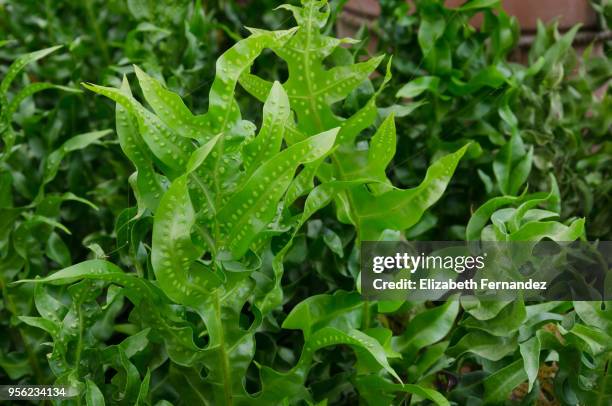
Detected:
left=116, top=77, right=165, bottom=213
left=218, top=128, right=337, bottom=257
left=242, top=81, right=290, bottom=173
left=83, top=82, right=193, bottom=178
left=352, top=144, right=469, bottom=240
left=133, top=65, right=204, bottom=140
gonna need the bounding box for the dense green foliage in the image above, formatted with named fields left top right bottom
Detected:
left=377, top=0, right=611, bottom=240
left=1, top=0, right=610, bottom=405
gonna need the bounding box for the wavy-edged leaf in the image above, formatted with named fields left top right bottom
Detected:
left=242, top=81, right=290, bottom=173
left=458, top=0, right=500, bottom=11
left=282, top=290, right=362, bottom=339
left=564, top=323, right=611, bottom=355
left=4, top=82, right=80, bottom=123
left=265, top=1, right=383, bottom=135
left=448, top=66, right=507, bottom=96
left=462, top=298, right=526, bottom=336
left=392, top=301, right=459, bottom=360
left=573, top=301, right=612, bottom=335
left=239, top=72, right=274, bottom=103
left=151, top=176, right=218, bottom=308
left=466, top=195, right=522, bottom=240
left=42, top=130, right=112, bottom=186
left=116, top=77, right=165, bottom=213
left=509, top=218, right=585, bottom=241
left=0, top=45, right=62, bottom=100
left=396, top=76, right=440, bottom=98
left=367, top=113, right=396, bottom=183
left=14, top=260, right=155, bottom=304
left=85, top=379, right=105, bottom=406
left=493, top=132, right=533, bottom=196
left=134, top=65, right=204, bottom=140
left=16, top=260, right=207, bottom=366
left=447, top=331, right=517, bottom=361
left=483, top=359, right=526, bottom=404
left=218, top=128, right=337, bottom=257
left=258, top=326, right=402, bottom=403
left=519, top=336, right=541, bottom=391
left=355, top=375, right=449, bottom=406
left=204, top=27, right=297, bottom=134
left=83, top=82, right=193, bottom=178
left=306, top=327, right=400, bottom=382
left=507, top=175, right=560, bottom=233
left=352, top=144, right=469, bottom=239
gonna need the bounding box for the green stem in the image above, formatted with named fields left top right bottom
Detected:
left=362, top=300, right=371, bottom=330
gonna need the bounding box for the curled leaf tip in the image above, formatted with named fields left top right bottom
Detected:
left=81, top=82, right=99, bottom=92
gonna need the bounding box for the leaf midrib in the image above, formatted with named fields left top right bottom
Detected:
left=303, top=4, right=324, bottom=133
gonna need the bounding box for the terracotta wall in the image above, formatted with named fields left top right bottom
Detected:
left=338, top=0, right=606, bottom=61
left=343, top=0, right=599, bottom=31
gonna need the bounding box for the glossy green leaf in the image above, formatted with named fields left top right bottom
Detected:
left=458, top=0, right=500, bottom=11
left=509, top=218, right=585, bottom=241
left=462, top=299, right=526, bottom=336
left=483, top=359, right=526, bottom=404
left=255, top=1, right=384, bottom=135
left=395, top=76, right=439, bottom=98
left=352, top=144, right=469, bottom=239
left=42, top=130, right=112, bottom=186
left=519, top=336, right=540, bottom=391
left=355, top=375, right=449, bottom=406
left=83, top=82, right=193, bottom=178
left=116, top=76, right=165, bottom=213
left=204, top=27, right=297, bottom=134
left=242, top=81, right=290, bottom=173
left=392, top=300, right=459, bottom=358
left=134, top=65, right=204, bottom=140
left=493, top=132, right=533, bottom=196
left=367, top=113, right=396, bottom=183
left=4, top=82, right=80, bottom=123
left=282, top=290, right=362, bottom=339
left=218, top=128, right=337, bottom=257
left=151, top=175, right=212, bottom=308
left=0, top=45, right=62, bottom=101
left=448, top=66, right=507, bottom=96
left=448, top=331, right=517, bottom=361
left=466, top=195, right=522, bottom=240
left=86, top=379, right=105, bottom=406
